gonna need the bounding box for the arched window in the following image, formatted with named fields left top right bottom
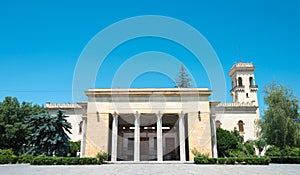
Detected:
left=249, top=77, right=253, bottom=86
left=238, top=120, right=244, bottom=132
left=216, top=120, right=221, bottom=128
left=79, top=121, right=83, bottom=134
left=238, top=77, right=243, bottom=86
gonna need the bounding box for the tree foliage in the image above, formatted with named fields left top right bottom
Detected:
left=260, top=82, right=300, bottom=149
left=216, top=127, right=256, bottom=157
left=25, top=110, right=72, bottom=156
left=0, top=97, right=45, bottom=154
left=176, top=64, right=192, bottom=88
left=254, top=138, right=267, bottom=156
left=216, top=128, right=239, bottom=157
left=69, top=141, right=81, bottom=157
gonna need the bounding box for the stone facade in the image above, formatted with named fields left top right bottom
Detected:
left=211, top=62, right=260, bottom=141
left=46, top=62, right=260, bottom=161
left=83, top=88, right=214, bottom=161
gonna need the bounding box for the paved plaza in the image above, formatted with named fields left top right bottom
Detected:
left=1, top=163, right=300, bottom=175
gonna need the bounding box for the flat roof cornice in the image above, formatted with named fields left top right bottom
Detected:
left=85, top=88, right=212, bottom=97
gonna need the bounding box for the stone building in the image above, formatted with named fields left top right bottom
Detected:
left=211, top=62, right=260, bottom=142
left=46, top=62, right=260, bottom=162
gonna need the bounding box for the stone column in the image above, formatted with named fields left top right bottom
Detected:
left=211, top=114, right=218, bottom=158
left=179, top=111, right=186, bottom=161
left=80, top=115, right=87, bottom=157
left=134, top=111, right=140, bottom=161
left=156, top=111, right=163, bottom=161
left=111, top=112, right=118, bottom=162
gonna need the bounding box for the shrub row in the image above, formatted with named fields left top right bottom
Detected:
left=30, top=156, right=100, bottom=165
left=194, top=157, right=270, bottom=165
left=0, top=155, right=19, bottom=164
left=270, top=157, right=300, bottom=164
left=0, top=155, right=100, bottom=165
left=0, top=155, right=34, bottom=164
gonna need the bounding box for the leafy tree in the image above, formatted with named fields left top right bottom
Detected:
left=175, top=64, right=192, bottom=88
left=25, top=110, right=72, bottom=156
left=232, top=127, right=244, bottom=143
left=0, top=96, right=45, bottom=154
left=260, top=82, right=299, bottom=149
left=216, top=127, right=255, bottom=157
left=216, top=128, right=239, bottom=157
left=69, top=141, right=81, bottom=157
left=254, top=138, right=267, bottom=156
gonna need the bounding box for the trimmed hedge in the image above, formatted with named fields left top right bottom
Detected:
left=270, top=157, right=300, bottom=164
left=0, top=155, right=18, bottom=164
left=194, top=157, right=270, bottom=165
left=0, top=155, right=100, bottom=165
left=18, top=155, right=34, bottom=164
left=30, top=156, right=100, bottom=165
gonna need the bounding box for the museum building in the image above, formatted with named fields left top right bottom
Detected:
left=46, top=62, right=260, bottom=162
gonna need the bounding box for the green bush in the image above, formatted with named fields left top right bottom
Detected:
left=217, top=158, right=226, bottom=164
left=97, top=152, right=108, bottom=164
left=261, top=157, right=271, bottom=165
left=265, top=146, right=281, bottom=157
left=0, top=155, right=18, bottom=164
left=0, top=156, right=12, bottom=164
left=288, top=147, right=300, bottom=156
left=30, top=156, right=100, bottom=165
left=270, top=157, right=300, bottom=164
left=208, top=158, right=217, bottom=164
left=282, top=147, right=300, bottom=157
left=0, top=149, right=14, bottom=156
left=235, top=157, right=244, bottom=164
left=226, top=158, right=235, bottom=164
left=69, top=141, right=81, bottom=157
left=244, top=142, right=255, bottom=155
left=18, top=155, right=34, bottom=164
left=194, top=157, right=209, bottom=164
left=194, top=156, right=270, bottom=165
left=266, top=146, right=300, bottom=158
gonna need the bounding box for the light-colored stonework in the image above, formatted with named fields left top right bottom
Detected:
left=83, top=88, right=213, bottom=161
left=212, top=62, right=260, bottom=141
left=46, top=62, right=260, bottom=162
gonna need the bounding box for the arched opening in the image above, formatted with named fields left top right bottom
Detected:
left=238, top=120, right=244, bottom=132
left=215, top=120, right=221, bottom=128
left=249, top=77, right=253, bottom=86
left=238, top=77, right=243, bottom=86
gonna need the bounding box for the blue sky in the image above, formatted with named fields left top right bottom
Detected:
left=0, top=0, right=300, bottom=113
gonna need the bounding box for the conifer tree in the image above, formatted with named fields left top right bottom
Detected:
left=176, top=64, right=192, bottom=88
left=25, top=110, right=72, bottom=156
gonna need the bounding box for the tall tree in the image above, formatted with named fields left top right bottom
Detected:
left=261, top=82, right=299, bottom=149
left=0, top=96, right=45, bottom=154
left=176, top=64, right=192, bottom=88
left=25, top=110, right=72, bottom=156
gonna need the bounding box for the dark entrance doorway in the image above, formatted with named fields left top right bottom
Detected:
left=162, top=114, right=180, bottom=161
left=117, top=114, right=135, bottom=161
left=140, top=113, right=157, bottom=161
